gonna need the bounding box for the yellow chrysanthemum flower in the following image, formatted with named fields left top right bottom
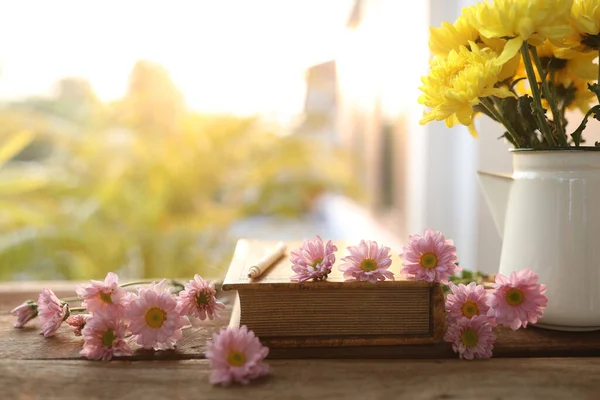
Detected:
left=513, top=43, right=596, bottom=114
left=556, top=0, right=600, bottom=57
left=496, top=46, right=522, bottom=82
left=429, top=7, right=521, bottom=82
left=467, top=0, right=573, bottom=65
left=429, top=13, right=479, bottom=56
left=532, top=42, right=596, bottom=86
left=514, top=42, right=595, bottom=92
left=419, top=43, right=516, bottom=135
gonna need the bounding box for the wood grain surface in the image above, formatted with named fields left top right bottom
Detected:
left=2, top=281, right=600, bottom=360
left=2, top=281, right=600, bottom=399
left=0, top=283, right=233, bottom=361
left=1, top=358, right=599, bottom=400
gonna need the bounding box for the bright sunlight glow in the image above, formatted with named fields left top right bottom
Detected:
left=0, top=0, right=353, bottom=118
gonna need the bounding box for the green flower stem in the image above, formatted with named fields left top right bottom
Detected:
left=529, top=46, right=567, bottom=146
left=597, top=49, right=600, bottom=104
left=490, top=96, right=523, bottom=144
left=480, top=97, right=521, bottom=146
left=554, top=69, right=568, bottom=124
left=520, top=41, right=557, bottom=147
left=69, top=307, right=87, bottom=313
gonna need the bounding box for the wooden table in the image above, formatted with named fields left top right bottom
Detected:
left=2, top=281, right=600, bottom=399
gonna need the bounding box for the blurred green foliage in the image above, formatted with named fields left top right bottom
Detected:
left=0, top=61, right=357, bottom=280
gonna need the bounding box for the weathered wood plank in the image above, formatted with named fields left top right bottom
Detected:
left=2, top=281, right=600, bottom=360
left=270, top=325, right=600, bottom=359
left=0, top=314, right=225, bottom=361
left=0, top=297, right=234, bottom=361
left=1, top=358, right=599, bottom=400
left=0, top=281, right=232, bottom=360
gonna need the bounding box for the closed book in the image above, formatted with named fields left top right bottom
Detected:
left=222, top=239, right=446, bottom=348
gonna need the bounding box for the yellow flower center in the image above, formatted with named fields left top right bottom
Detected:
left=419, top=43, right=515, bottom=129
left=102, top=328, right=116, bottom=346
left=359, top=258, right=377, bottom=272
left=195, top=291, right=210, bottom=306
left=461, top=301, right=479, bottom=318
left=420, top=253, right=438, bottom=269
left=144, top=307, right=167, bottom=329
left=505, top=288, right=525, bottom=306
left=227, top=350, right=246, bottom=367
left=461, top=329, right=478, bottom=347
left=443, top=59, right=470, bottom=87
left=310, top=258, right=323, bottom=270
left=99, top=291, right=113, bottom=304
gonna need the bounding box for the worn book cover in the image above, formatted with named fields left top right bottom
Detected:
left=223, top=239, right=446, bottom=347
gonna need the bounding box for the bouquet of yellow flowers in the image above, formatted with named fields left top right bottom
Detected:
left=419, top=0, right=600, bottom=148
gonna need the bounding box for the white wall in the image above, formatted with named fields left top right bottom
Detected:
left=334, top=0, right=516, bottom=274
left=403, top=0, right=513, bottom=274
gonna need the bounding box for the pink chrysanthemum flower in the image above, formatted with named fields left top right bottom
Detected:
left=206, top=325, right=269, bottom=386
left=37, top=288, right=68, bottom=337
left=445, top=282, right=493, bottom=325
left=80, top=309, right=132, bottom=361
left=487, top=268, right=548, bottom=330
left=76, top=272, right=130, bottom=313
left=11, top=300, right=38, bottom=328
left=290, top=235, right=338, bottom=282
left=178, top=274, right=225, bottom=320
left=399, top=228, right=460, bottom=284
left=338, top=240, right=394, bottom=283
left=444, top=316, right=495, bottom=360
left=66, top=314, right=89, bottom=336
left=125, top=280, right=190, bottom=350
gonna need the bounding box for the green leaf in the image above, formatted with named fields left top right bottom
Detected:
left=570, top=104, right=600, bottom=146
left=588, top=82, right=600, bottom=104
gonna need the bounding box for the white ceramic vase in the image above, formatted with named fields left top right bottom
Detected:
left=478, top=148, right=600, bottom=331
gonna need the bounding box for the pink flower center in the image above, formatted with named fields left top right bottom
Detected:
left=461, top=301, right=479, bottom=318
left=195, top=290, right=210, bottom=306
left=99, top=292, right=113, bottom=304
left=310, top=258, right=323, bottom=270
left=144, top=307, right=167, bottom=328
left=461, top=328, right=478, bottom=347
left=419, top=252, right=438, bottom=269
left=359, top=258, right=377, bottom=272
left=505, top=288, right=524, bottom=306
left=227, top=350, right=246, bottom=367
left=102, top=328, right=116, bottom=346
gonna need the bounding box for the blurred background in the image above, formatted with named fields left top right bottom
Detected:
left=0, top=0, right=559, bottom=281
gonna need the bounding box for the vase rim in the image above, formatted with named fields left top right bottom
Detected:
left=511, top=147, right=600, bottom=152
